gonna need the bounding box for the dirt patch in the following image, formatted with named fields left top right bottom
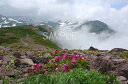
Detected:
left=21, top=37, right=46, bottom=49
left=5, top=32, right=15, bottom=37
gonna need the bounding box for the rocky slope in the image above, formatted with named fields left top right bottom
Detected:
left=0, top=46, right=128, bottom=83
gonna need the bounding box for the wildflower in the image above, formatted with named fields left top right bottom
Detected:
left=37, top=64, right=42, bottom=70
left=69, top=56, right=73, bottom=59
left=62, top=63, right=65, bottom=66
left=32, top=64, right=42, bottom=71
left=71, top=54, right=76, bottom=58
left=55, top=56, right=61, bottom=61
left=32, top=64, right=38, bottom=71
left=71, top=60, right=76, bottom=65
left=55, top=68, right=59, bottom=71
left=62, top=56, right=66, bottom=59
left=44, top=71, right=49, bottom=74
left=62, top=64, right=70, bottom=72
left=81, top=57, right=85, bottom=60
left=54, top=49, right=59, bottom=54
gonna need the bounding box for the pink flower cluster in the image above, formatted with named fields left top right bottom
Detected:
left=32, top=64, right=42, bottom=71
left=62, top=64, right=70, bottom=72
left=54, top=54, right=84, bottom=62
left=54, top=49, right=59, bottom=54
left=31, top=50, right=87, bottom=75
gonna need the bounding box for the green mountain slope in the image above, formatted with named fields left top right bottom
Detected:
left=0, top=26, right=60, bottom=49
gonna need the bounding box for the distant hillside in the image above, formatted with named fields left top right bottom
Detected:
left=0, top=26, right=60, bottom=49
left=77, top=20, right=115, bottom=34
left=0, top=14, right=28, bottom=28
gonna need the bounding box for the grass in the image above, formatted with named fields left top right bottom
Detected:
left=119, top=52, right=128, bottom=60
left=0, top=26, right=60, bottom=49
left=17, top=68, right=118, bottom=84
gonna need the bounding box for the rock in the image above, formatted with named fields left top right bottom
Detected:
left=23, top=73, right=29, bottom=77
left=20, top=58, right=34, bottom=65
left=21, top=56, right=27, bottom=59
left=112, top=59, right=125, bottom=63
left=0, top=56, right=3, bottom=60
left=89, top=46, right=98, bottom=51
left=0, top=60, right=2, bottom=64
left=90, top=55, right=128, bottom=79
left=117, top=76, right=127, bottom=81
left=43, top=53, right=51, bottom=58
left=117, top=76, right=127, bottom=84
left=0, top=80, right=2, bottom=84
left=90, top=56, right=113, bottom=72
left=2, top=55, right=11, bottom=65
left=13, top=52, right=21, bottom=58
left=102, top=56, right=111, bottom=60
left=30, top=56, right=49, bottom=64
left=24, top=51, right=32, bottom=57
left=14, top=59, right=29, bottom=68
left=110, top=48, right=128, bottom=52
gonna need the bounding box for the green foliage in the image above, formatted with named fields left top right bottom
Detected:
left=0, top=26, right=60, bottom=49
left=119, top=52, right=128, bottom=60
left=0, top=37, right=18, bottom=45
left=38, top=26, right=48, bottom=32
left=17, top=68, right=118, bottom=84
left=0, top=31, right=5, bottom=36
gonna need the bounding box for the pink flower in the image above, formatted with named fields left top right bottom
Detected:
left=54, top=49, right=59, bottom=54
left=55, top=56, right=61, bottom=61
left=62, top=64, right=70, bottom=72
left=37, top=64, right=42, bottom=70
left=32, top=64, right=42, bottom=71
left=62, top=63, right=65, bottom=66
left=62, top=56, right=66, bottom=59
left=62, top=67, right=67, bottom=71
left=44, top=71, right=49, bottom=74
left=32, top=64, right=37, bottom=71
left=69, top=56, right=73, bottom=59
left=76, top=55, right=81, bottom=59
left=71, top=60, right=76, bottom=65
left=71, top=54, right=76, bottom=58
left=55, top=68, right=59, bottom=71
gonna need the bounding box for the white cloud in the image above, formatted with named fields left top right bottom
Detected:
left=0, top=0, right=128, bottom=49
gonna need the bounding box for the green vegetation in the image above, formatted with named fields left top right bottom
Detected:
left=38, top=26, right=49, bottom=32
left=119, top=52, right=128, bottom=60
left=0, top=26, right=59, bottom=49
left=17, top=68, right=118, bottom=84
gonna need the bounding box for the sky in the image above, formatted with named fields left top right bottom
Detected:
left=0, top=0, right=128, bottom=49
left=0, top=0, right=128, bottom=20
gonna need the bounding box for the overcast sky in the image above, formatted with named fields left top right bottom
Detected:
left=0, top=0, right=128, bottom=20
left=0, top=0, right=128, bottom=49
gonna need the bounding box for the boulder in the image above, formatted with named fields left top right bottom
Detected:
left=24, top=51, right=32, bottom=57
left=2, top=55, right=11, bottom=65
left=43, top=53, right=51, bottom=58
left=90, top=55, right=128, bottom=79
left=14, top=59, right=30, bottom=68
left=13, top=52, right=21, bottom=58
left=20, top=58, right=34, bottom=65
left=117, top=76, right=127, bottom=84
left=30, top=56, right=49, bottom=64
left=89, top=46, right=98, bottom=51
left=110, top=48, right=128, bottom=53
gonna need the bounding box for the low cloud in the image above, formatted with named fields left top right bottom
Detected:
left=0, top=0, right=128, bottom=49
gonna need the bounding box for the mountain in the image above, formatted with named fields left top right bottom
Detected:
left=8, top=16, right=34, bottom=24
left=0, top=14, right=28, bottom=28
left=0, top=25, right=59, bottom=49
left=77, top=20, right=115, bottom=34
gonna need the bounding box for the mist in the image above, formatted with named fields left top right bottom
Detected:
left=0, top=0, right=128, bottom=49
left=50, top=2, right=128, bottom=50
